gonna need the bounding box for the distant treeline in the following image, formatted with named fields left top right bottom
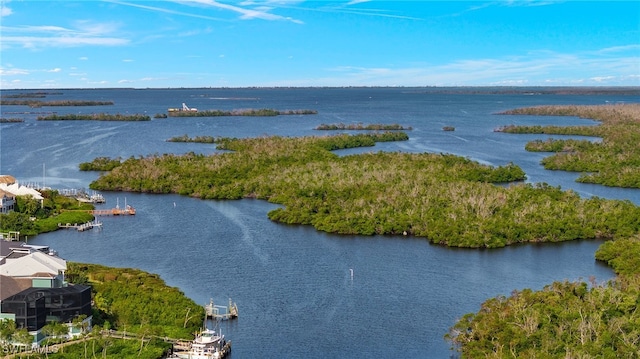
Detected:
left=0, top=118, right=24, bottom=123
left=168, top=108, right=317, bottom=117
left=407, top=87, right=640, bottom=96
left=38, top=113, right=150, bottom=121
left=0, top=100, right=113, bottom=107
left=1, top=92, right=62, bottom=98
left=315, top=123, right=412, bottom=130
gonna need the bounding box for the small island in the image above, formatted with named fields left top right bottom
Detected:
left=1, top=92, right=63, bottom=98
left=495, top=103, right=640, bottom=188
left=0, top=100, right=114, bottom=107
left=167, top=134, right=219, bottom=143
left=315, top=123, right=412, bottom=130
left=38, top=113, right=151, bottom=121
left=167, top=108, right=317, bottom=117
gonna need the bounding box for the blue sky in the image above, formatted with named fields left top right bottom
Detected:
left=1, top=1, right=638, bottom=89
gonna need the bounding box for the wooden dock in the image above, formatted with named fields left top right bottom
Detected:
left=89, top=205, right=135, bottom=216
left=58, top=220, right=103, bottom=231
left=205, top=298, right=238, bottom=321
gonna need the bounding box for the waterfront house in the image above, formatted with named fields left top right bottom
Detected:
left=0, top=175, right=17, bottom=185
left=0, top=189, right=16, bottom=214
left=0, top=241, right=92, bottom=345
left=0, top=175, right=44, bottom=208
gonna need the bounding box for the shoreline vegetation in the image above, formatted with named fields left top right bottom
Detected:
left=0, top=118, right=24, bottom=123
left=167, top=108, right=317, bottom=117
left=37, top=113, right=151, bottom=121
left=5, top=262, right=205, bottom=358
left=314, top=123, right=412, bottom=130
left=496, top=103, right=640, bottom=188
left=0, top=189, right=95, bottom=238
left=448, top=270, right=640, bottom=357
left=81, top=111, right=640, bottom=248
left=447, top=236, right=640, bottom=357
left=66, top=263, right=205, bottom=340
left=0, top=92, right=62, bottom=98
left=0, top=99, right=114, bottom=107
left=167, top=134, right=218, bottom=143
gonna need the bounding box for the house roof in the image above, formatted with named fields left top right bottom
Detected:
left=0, top=275, right=32, bottom=301
left=0, top=175, right=16, bottom=185
left=0, top=251, right=66, bottom=277
left=0, top=183, right=43, bottom=201
left=2, top=284, right=90, bottom=303
left=0, top=241, right=28, bottom=257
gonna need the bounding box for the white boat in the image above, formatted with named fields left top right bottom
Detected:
left=173, top=327, right=230, bottom=359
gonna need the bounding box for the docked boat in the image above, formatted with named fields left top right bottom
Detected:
left=172, top=327, right=230, bottom=359
left=112, top=198, right=136, bottom=215
left=168, top=103, right=198, bottom=113
left=90, top=192, right=106, bottom=203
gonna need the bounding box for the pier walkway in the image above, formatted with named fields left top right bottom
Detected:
left=58, top=220, right=103, bottom=231
left=89, top=205, right=136, bottom=216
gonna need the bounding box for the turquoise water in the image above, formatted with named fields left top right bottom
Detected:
left=1, top=88, right=638, bottom=358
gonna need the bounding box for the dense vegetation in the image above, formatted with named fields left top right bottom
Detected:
left=66, top=263, right=205, bottom=339
left=166, top=134, right=219, bottom=143
left=0, top=118, right=24, bottom=123
left=443, top=104, right=640, bottom=356
left=0, top=263, right=201, bottom=358
left=447, top=235, right=640, bottom=357
left=315, top=123, right=412, bottom=130
left=41, top=337, right=170, bottom=359
left=595, top=236, right=640, bottom=276
left=82, top=131, right=640, bottom=248
left=0, top=100, right=113, bottom=107
left=446, top=273, right=640, bottom=357
left=79, top=156, right=124, bottom=171
left=0, top=190, right=94, bottom=237
left=38, top=113, right=150, bottom=121
left=497, top=104, right=640, bottom=188
left=167, top=108, right=317, bottom=117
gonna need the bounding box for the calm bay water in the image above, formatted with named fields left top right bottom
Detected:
left=1, top=88, right=639, bottom=358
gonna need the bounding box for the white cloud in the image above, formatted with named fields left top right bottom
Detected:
left=590, top=76, right=616, bottom=82
left=1, top=0, right=12, bottom=17
left=0, top=67, right=29, bottom=76
left=3, top=36, right=129, bottom=48
left=0, top=22, right=129, bottom=49
left=79, top=57, right=89, bottom=61
left=178, top=0, right=304, bottom=23
left=48, top=68, right=62, bottom=73
left=596, top=44, right=640, bottom=54
left=318, top=48, right=640, bottom=87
